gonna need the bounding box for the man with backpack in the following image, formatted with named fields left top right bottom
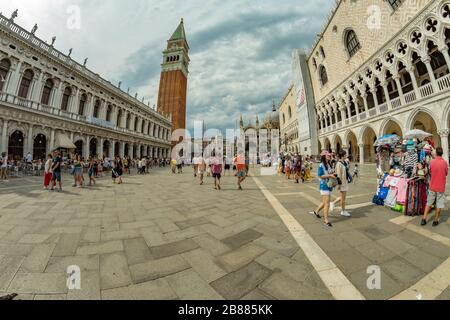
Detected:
left=330, top=150, right=352, bottom=217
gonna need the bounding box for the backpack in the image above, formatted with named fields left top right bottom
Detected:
left=340, top=161, right=353, bottom=183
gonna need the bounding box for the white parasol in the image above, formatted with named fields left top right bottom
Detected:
left=404, top=129, right=433, bottom=140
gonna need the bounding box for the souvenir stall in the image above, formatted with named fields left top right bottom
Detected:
left=372, top=130, right=434, bottom=216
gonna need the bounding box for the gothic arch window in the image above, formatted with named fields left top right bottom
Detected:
left=319, top=65, right=329, bottom=86
left=18, top=69, right=34, bottom=98
left=61, top=87, right=72, bottom=111
left=134, top=117, right=139, bottom=131
left=282, top=113, right=286, bottom=124
left=93, top=100, right=100, bottom=118
left=79, top=94, right=87, bottom=116
left=312, top=58, right=317, bottom=69
left=345, top=30, right=361, bottom=58
left=0, top=59, right=11, bottom=92
left=106, top=105, right=112, bottom=122
left=41, top=79, right=54, bottom=105
left=288, top=106, right=292, bottom=119
left=387, top=0, right=403, bottom=11
left=320, top=46, right=326, bottom=58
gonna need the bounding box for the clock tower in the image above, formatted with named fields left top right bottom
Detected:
left=157, top=19, right=190, bottom=135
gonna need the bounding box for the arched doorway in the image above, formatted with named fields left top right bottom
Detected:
left=140, top=145, right=145, bottom=158
left=146, top=146, right=150, bottom=158
left=103, top=140, right=110, bottom=158
left=89, top=138, right=98, bottom=158
left=74, top=140, right=83, bottom=157
left=124, top=143, right=129, bottom=157
left=8, top=130, right=24, bottom=160
left=347, top=131, right=359, bottom=162
left=133, top=145, right=137, bottom=159
left=33, top=134, right=47, bottom=160
left=411, top=111, right=440, bottom=147
left=324, top=138, right=331, bottom=152
left=362, top=127, right=377, bottom=162
left=383, top=120, right=403, bottom=138
left=114, top=142, right=120, bottom=157
left=334, top=135, right=343, bottom=153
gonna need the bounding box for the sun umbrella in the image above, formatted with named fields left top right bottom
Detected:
left=404, top=129, right=433, bottom=140
left=374, top=134, right=400, bottom=147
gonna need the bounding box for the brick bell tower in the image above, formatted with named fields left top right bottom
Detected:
left=157, top=18, right=190, bottom=135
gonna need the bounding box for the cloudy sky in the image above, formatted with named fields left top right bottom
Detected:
left=3, top=0, right=333, bottom=131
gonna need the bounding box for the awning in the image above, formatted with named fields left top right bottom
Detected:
left=54, top=133, right=77, bottom=150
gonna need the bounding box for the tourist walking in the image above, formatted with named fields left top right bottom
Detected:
left=43, top=154, right=53, bottom=190
left=330, top=150, right=351, bottom=217
left=421, top=147, right=448, bottom=227
left=192, top=156, right=199, bottom=177
left=309, top=151, right=336, bottom=227
left=0, top=152, right=8, bottom=181
left=198, top=156, right=206, bottom=185
left=235, top=154, right=247, bottom=190
left=88, top=158, right=96, bottom=186
left=170, top=158, right=177, bottom=174
left=211, top=153, right=223, bottom=190
left=50, top=150, right=63, bottom=192
left=72, top=155, right=83, bottom=188
left=112, top=156, right=123, bottom=184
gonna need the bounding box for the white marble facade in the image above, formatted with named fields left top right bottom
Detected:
left=0, top=13, right=172, bottom=160
left=306, top=0, right=450, bottom=163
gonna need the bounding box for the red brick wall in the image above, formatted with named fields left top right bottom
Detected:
left=157, top=70, right=187, bottom=133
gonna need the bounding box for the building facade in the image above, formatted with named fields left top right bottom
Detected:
left=157, top=19, right=189, bottom=134
left=279, top=85, right=300, bottom=154
left=305, top=0, right=450, bottom=163
left=239, top=104, right=280, bottom=162
left=0, top=12, right=172, bottom=161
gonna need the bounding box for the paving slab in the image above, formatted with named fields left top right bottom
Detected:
left=216, top=244, right=267, bottom=273
left=222, top=229, right=263, bottom=249
left=102, top=278, right=177, bottom=300
left=150, top=239, right=199, bottom=259
left=129, top=255, right=190, bottom=284
left=99, top=252, right=132, bottom=290
left=210, top=262, right=272, bottom=300
left=165, top=269, right=224, bottom=300
left=0, top=255, right=24, bottom=292
left=8, top=273, right=68, bottom=294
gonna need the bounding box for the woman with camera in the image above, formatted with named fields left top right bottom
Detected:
left=309, top=151, right=337, bottom=227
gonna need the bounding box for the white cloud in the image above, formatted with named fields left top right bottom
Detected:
left=3, top=0, right=333, bottom=131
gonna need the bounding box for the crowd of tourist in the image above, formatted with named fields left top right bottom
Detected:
left=0, top=150, right=170, bottom=190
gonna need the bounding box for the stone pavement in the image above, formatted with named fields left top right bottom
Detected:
left=0, top=165, right=449, bottom=300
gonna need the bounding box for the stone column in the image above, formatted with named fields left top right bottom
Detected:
left=86, top=95, right=95, bottom=118
left=439, top=46, right=450, bottom=76
left=111, top=140, right=116, bottom=158
left=52, top=80, right=63, bottom=109
left=439, top=130, right=449, bottom=164
left=111, top=106, right=118, bottom=126
left=100, top=100, right=107, bottom=120
left=407, top=66, right=420, bottom=99
left=362, top=93, right=369, bottom=114
left=1, top=120, right=8, bottom=153
left=26, top=126, right=33, bottom=156
left=370, top=86, right=379, bottom=110
left=149, top=123, right=154, bottom=137
left=49, top=129, right=55, bottom=152
left=31, top=71, right=45, bottom=102
left=84, top=136, right=91, bottom=159
left=120, top=141, right=125, bottom=158
left=359, top=143, right=365, bottom=165
left=6, top=61, right=23, bottom=95
left=381, top=81, right=391, bottom=109
left=98, top=137, right=104, bottom=158
left=339, top=106, right=347, bottom=121
left=68, top=87, right=78, bottom=114
left=393, top=75, right=405, bottom=105
left=422, top=56, right=438, bottom=92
